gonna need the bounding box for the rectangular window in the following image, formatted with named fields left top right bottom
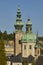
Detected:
left=19, top=40, right=21, bottom=44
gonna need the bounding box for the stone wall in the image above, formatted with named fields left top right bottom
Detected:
left=15, top=32, right=23, bottom=55
left=22, top=42, right=35, bottom=57
left=4, top=40, right=14, bottom=56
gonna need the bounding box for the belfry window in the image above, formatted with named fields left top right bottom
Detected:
left=19, top=40, right=21, bottom=44
left=29, top=45, right=32, bottom=49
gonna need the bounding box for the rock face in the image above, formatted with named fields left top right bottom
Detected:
left=35, top=56, right=43, bottom=65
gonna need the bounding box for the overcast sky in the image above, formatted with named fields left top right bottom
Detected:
left=0, top=0, right=43, bottom=36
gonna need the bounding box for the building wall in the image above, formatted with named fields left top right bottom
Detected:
left=5, top=47, right=14, bottom=56
left=36, top=48, right=40, bottom=56
left=22, top=42, right=36, bottom=57
left=28, top=63, right=32, bottom=65
left=15, top=32, right=23, bottom=55
left=7, top=61, right=11, bottom=65
left=35, top=48, right=40, bottom=59
left=13, top=63, right=22, bottom=65
left=4, top=40, right=14, bottom=56
left=7, top=61, right=32, bottom=65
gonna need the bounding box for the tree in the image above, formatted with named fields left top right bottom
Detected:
left=3, top=31, right=8, bottom=40
left=0, top=31, right=2, bottom=39
left=32, top=61, right=35, bottom=65
left=7, top=33, right=14, bottom=40
left=0, top=38, right=7, bottom=65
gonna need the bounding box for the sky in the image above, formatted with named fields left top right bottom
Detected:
left=0, top=0, right=43, bottom=36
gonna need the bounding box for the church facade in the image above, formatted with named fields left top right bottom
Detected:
left=7, top=6, right=41, bottom=65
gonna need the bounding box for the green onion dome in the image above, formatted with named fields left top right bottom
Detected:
left=14, top=21, right=24, bottom=26
left=14, top=6, right=24, bottom=26
left=26, top=18, right=32, bottom=25
left=21, top=33, right=37, bottom=43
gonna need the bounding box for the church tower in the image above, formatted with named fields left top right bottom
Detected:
left=26, top=18, right=32, bottom=33
left=21, top=18, right=36, bottom=57
left=14, top=6, right=24, bottom=56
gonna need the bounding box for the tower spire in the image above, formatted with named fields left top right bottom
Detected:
left=36, top=31, right=38, bottom=44
left=14, top=6, right=24, bottom=32
left=26, top=17, right=32, bottom=33
left=16, top=5, right=22, bottom=21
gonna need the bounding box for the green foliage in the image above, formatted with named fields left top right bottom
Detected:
left=23, top=62, right=28, bottom=65
left=41, top=49, right=43, bottom=54
left=3, top=31, right=8, bottom=40
left=0, top=30, right=14, bottom=40
left=0, top=30, right=43, bottom=41
left=7, top=33, right=14, bottom=40
left=0, top=31, right=2, bottom=39
left=38, top=37, right=43, bottom=41
left=32, top=61, right=35, bottom=65
left=0, top=39, right=7, bottom=65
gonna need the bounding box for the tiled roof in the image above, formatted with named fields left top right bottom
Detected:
left=35, top=55, right=43, bottom=65
left=7, top=53, right=34, bottom=63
